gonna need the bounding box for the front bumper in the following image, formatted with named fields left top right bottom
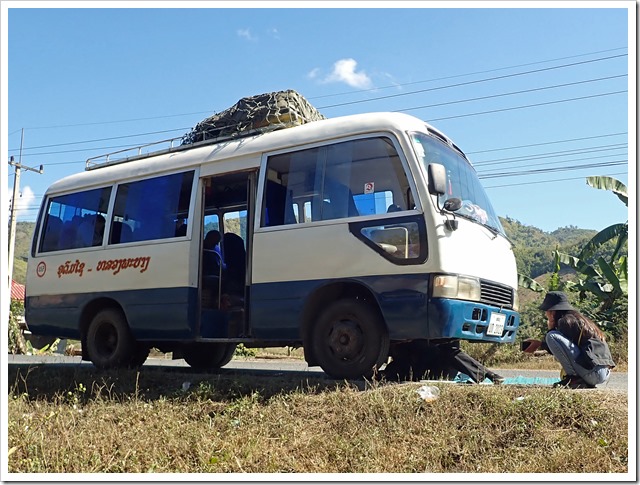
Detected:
left=427, top=297, right=520, bottom=343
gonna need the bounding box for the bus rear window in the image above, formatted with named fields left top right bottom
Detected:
left=39, top=187, right=111, bottom=253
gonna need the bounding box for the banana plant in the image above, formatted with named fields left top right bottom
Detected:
left=518, top=273, right=545, bottom=292
left=555, top=176, right=628, bottom=314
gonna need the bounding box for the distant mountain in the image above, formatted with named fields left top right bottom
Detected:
left=10, top=217, right=605, bottom=285
left=10, top=221, right=35, bottom=285
left=500, top=217, right=597, bottom=279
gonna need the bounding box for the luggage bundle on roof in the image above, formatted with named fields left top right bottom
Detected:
left=181, top=89, right=326, bottom=145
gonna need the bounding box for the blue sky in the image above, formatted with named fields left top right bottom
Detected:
left=3, top=3, right=634, bottom=234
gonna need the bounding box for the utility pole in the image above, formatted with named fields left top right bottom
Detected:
left=8, top=128, right=43, bottom=287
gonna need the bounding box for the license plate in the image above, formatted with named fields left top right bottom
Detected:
left=487, top=313, right=506, bottom=336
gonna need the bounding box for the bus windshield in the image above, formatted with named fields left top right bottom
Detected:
left=411, top=132, right=505, bottom=236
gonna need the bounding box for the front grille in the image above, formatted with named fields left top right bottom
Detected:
left=480, top=280, right=513, bottom=308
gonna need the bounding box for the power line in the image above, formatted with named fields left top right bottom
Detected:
left=425, top=90, right=626, bottom=122
left=10, top=52, right=628, bottom=148
left=474, top=143, right=627, bottom=166
left=19, top=129, right=630, bottom=166
left=476, top=152, right=627, bottom=173
left=14, top=87, right=629, bottom=160
left=483, top=172, right=627, bottom=189
left=317, top=54, right=627, bottom=110
left=7, top=128, right=191, bottom=154
left=12, top=142, right=177, bottom=158
left=466, top=132, right=627, bottom=155
left=12, top=48, right=626, bottom=131
left=393, top=74, right=626, bottom=114
left=309, top=46, right=628, bottom=100
left=24, top=112, right=211, bottom=131
left=478, top=160, right=626, bottom=179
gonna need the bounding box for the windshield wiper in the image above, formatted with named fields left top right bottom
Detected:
left=452, top=212, right=514, bottom=247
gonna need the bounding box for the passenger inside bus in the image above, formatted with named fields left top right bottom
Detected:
left=203, top=230, right=225, bottom=275
left=59, top=215, right=82, bottom=250
left=93, top=215, right=106, bottom=245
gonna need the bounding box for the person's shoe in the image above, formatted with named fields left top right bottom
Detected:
left=553, top=375, right=576, bottom=388
left=490, top=374, right=505, bottom=385
left=566, top=377, right=596, bottom=389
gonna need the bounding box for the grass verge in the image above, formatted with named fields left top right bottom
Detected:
left=7, top=365, right=628, bottom=474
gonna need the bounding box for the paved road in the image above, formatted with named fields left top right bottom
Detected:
left=6, top=353, right=628, bottom=393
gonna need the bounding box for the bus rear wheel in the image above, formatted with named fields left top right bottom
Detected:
left=85, top=308, right=136, bottom=369
left=310, top=299, right=389, bottom=380
left=183, top=343, right=237, bottom=371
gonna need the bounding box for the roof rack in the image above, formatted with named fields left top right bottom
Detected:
left=85, top=89, right=325, bottom=171
left=84, top=123, right=292, bottom=171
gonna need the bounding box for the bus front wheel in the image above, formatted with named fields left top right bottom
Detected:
left=85, top=308, right=136, bottom=369
left=310, top=299, right=389, bottom=380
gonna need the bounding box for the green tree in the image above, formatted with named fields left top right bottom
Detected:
left=555, top=176, right=628, bottom=335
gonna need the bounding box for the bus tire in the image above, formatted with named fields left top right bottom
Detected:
left=183, top=343, right=236, bottom=370
left=85, top=308, right=136, bottom=369
left=217, top=343, right=237, bottom=368
left=311, top=299, right=389, bottom=380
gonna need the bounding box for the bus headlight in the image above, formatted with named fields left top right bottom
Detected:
left=513, top=290, right=520, bottom=311
left=432, top=274, right=481, bottom=302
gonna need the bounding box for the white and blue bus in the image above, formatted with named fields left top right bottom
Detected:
left=25, top=112, right=520, bottom=379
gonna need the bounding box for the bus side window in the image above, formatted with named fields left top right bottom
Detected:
left=38, top=187, right=111, bottom=253
left=111, top=171, right=194, bottom=243
left=261, top=136, right=412, bottom=227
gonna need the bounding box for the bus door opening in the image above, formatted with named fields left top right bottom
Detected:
left=200, top=172, right=252, bottom=338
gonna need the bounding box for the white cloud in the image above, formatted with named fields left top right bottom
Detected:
left=323, top=58, right=373, bottom=89
left=237, top=28, right=257, bottom=41
left=9, top=185, right=35, bottom=220
left=307, top=67, right=321, bottom=80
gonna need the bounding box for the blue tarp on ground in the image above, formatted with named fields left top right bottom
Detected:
left=453, top=372, right=561, bottom=386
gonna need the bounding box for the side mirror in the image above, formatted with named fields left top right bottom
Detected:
left=427, top=163, right=447, bottom=196
left=443, top=198, right=462, bottom=212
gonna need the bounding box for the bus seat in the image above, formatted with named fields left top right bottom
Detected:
left=120, top=223, right=133, bottom=242
left=222, top=233, right=246, bottom=294
left=59, top=218, right=80, bottom=250
left=111, top=221, right=134, bottom=244
left=323, top=178, right=360, bottom=219
left=76, top=215, right=96, bottom=247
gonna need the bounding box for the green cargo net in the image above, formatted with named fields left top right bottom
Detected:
left=181, top=89, right=326, bottom=145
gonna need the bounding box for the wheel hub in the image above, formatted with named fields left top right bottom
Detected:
left=328, top=320, right=364, bottom=360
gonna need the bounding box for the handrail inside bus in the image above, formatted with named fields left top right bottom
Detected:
left=84, top=121, right=298, bottom=171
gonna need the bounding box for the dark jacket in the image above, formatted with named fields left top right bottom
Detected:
left=541, top=318, right=616, bottom=369
left=576, top=337, right=616, bottom=369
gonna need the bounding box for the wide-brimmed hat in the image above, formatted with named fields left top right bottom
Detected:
left=539, top=291, right=574, bottom=311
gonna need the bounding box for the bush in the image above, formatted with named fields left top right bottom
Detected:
left=8, top=300, right=28, bottom=355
